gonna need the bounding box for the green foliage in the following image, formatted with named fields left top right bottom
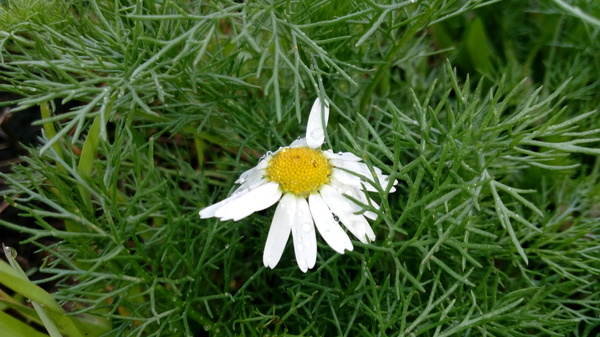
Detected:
left=1, top=0, right=599, bottom=336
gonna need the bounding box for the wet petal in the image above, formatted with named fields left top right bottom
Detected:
left=215, top=182, right=282, bottom=221
left=291, top=197, right=317, bottom=272
left=235, top=159, right=269, bottom=185
left=323, top=150, right=362, bottom=162
left=199, top=186, right=253, bottom=219
left=308, top=193, right=353, bottom=254
left=199, top=198, right=230, bottom=219
left=263, top=194, right=295, bottom=269
left=306, top=98, right=329, bottom=149
left=289, top=138, right=308, bottom=148
left=331, top=159, right=397, bottom=192
left=320, top=185, right=376, bottom=243
left=329, top=177, right=380, bottom=220
left=331, top=168, right=377, bottom=192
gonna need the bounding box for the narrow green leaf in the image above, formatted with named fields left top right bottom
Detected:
left=0, top=310, right=49, bottom=337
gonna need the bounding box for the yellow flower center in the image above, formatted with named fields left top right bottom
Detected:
left=266, top=147, right=332, bottom=197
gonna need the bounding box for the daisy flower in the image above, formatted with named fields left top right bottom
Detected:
left=199, top=98, right=397, bottom=272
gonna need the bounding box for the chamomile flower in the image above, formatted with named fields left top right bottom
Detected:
left=199, top=98, right=397, bottom=272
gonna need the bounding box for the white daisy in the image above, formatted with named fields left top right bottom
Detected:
left=199, top=98, right=397, bottom=272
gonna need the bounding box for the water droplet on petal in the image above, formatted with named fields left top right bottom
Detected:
left=298, top=244, right=304, bottom=252
left=302, top=223, right=312, bottom=232
left=299, top=258, right=307, bottom=270
left=298, top=211, right=304, bottom=217
left=310, top=129, right=324, bottom=140
left=333, top=214, right=340, bottom=222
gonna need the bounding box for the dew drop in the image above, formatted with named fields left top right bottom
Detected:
left=333, top=214, right=340, bottom=222
left=310, top=129, right=324, bottom=140
left=298, top=244, right=304, bottom=252
left=302, top=223, right=312, bottom=232
left=298, top=211, right=304, bottom=217
left=299, top=258, right=307, bottom=270
left=3, top=245, right=17, bottom=259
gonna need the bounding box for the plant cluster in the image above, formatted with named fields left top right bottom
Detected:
left=0, top=0, right=599, bottom=336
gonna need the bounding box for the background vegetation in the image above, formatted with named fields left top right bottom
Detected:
left=1, top=0, right=599, bottom=336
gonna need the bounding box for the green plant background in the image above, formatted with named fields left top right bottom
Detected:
left=1, top=0, right=599, bottom=336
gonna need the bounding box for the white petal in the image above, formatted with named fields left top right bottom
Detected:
left=233, top=174, right=268, bottom=197
left=388, top=178, right=398, bottom=192
left=289, top=138, right=308, bottom=148
left=332, top=161, right=383, bottom=189
left=364, top=211, right=378, bottom=220
left=199, top=198, right=229, bottom=219
left=263, top=194, right=295, bottom=269
left=291, top=197, right=317, bottom=272
left=199, top=187, right=251, bottom=219
left=320, top=185, right=376, bottom=243
left=331, top=168, right=378, bottom=192
left=215, top=182, right=282, bottom=221
left=328, top=179, right=364, bottom=213
left=331, top=159, right=382, bottom=176
left=306, top=98, right=329, bottom=149
left=331, top=159, right=397, bottom=192
left=235, top=159, right=269, bottom=185
left=323, top=150, right=362, bottom=162
left=327, top=179, right=380, bottom=222
left=308, top=193, right=353, bottom=254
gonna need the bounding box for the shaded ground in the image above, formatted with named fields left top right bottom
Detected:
left=0, top=99, right=46, bottom=278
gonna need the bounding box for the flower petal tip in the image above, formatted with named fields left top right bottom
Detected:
left=198, top=207, right=216, bottom=219
left=306, top=97, right=330, bottom=148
